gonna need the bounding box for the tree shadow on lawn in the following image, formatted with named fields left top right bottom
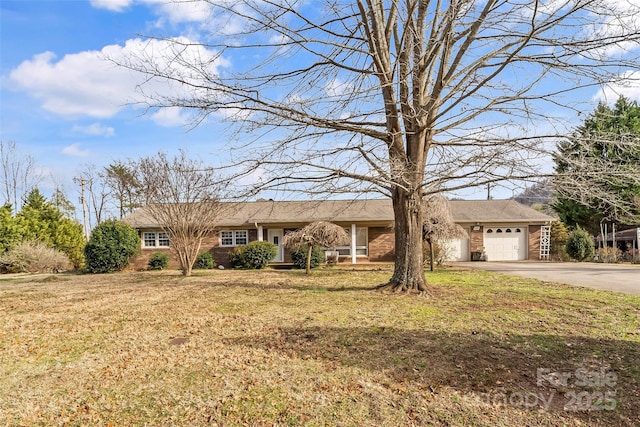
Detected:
left=225, top=326, right=639, bottom=426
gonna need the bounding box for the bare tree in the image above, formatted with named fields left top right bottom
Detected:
left=422, top=195, right=467, bottom=272
left=119, top=0, right=640, bottom=293
left=137, top=151, right=225, bottom=277
left=283, top=221, right=350, bottom=274
left=103, top=160, right=143, bottom=219
left=75, top=164, right=110, bottom=229
left=0, top=140, right=43, bottom=213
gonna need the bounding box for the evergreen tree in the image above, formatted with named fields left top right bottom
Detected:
left=13, top=189, right=86, bottom=269
left=553, top=96, right=640, bottom=234
left=0, top=203, right=22, bottom=252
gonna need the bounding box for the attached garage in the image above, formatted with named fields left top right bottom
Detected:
left=483, top=227, right=527, bottom=261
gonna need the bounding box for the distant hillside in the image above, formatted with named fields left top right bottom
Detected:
left=512, top=181, right=555, bottom=215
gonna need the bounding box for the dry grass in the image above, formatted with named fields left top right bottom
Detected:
left=0, top=267, right=638, bottom=426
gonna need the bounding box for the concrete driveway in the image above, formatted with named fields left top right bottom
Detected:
left=454, top=261, right=640, bottom=295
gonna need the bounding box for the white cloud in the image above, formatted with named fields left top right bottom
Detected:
left=62, top=143, right=91, bottom=157
left=149, top=107, right=192, bottom=127
left=585, top=0, right=640, bottom=56
left=90, top=0, right=133, bottom=12
left=324, top=78, right=352, bottom=98
left=155, top=0, right=213, bottom=24
left=71, top=122, right=115, bottom=137
left=91, top=0, right=214, bottom=24
left=594, top=70, right=640, bottom=103
left=9, top=38, right=229, bottom=122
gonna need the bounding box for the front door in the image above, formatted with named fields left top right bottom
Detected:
left=268, top=229, right=284, bottom=262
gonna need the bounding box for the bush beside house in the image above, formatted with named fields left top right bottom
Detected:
left=85, top=220, right=140, bottom=273
left=229, top=241, right=277, bottom=269
left=290, top=245, right=326, bottom=270
left=566, top=227, right=595, bottom=262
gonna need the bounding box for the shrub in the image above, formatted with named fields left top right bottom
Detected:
left=290, top=244, right=326, bottom=270
left=229, top=241, right=277, bottom=269
left=565, top=227, right=595, bottom=262
left=84, top=220, right=140, bottom=273
left=148, top=252, right=169, bottom=270
left=550, top=221, right=570, bottom=261
left=194, top=251, right=216, bottom=269
left=0, top=240, right=71, bottom=273
left=228, top=246, right=245, bottom=269
left=595, top=246, right=621, bottom=263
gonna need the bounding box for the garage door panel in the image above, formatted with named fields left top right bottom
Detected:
left=484, top=227, right=526, bottom=261
left=442, top=237, right=469, bottom=261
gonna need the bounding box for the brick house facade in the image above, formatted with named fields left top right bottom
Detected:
left=124, top=199, right=554, bottom=269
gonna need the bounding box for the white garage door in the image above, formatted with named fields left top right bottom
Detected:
left=443, top=237, right=470, bottom=261
left=483, top=227, right=526, bottom=261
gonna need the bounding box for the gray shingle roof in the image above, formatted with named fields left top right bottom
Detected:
left=123, top=198, right=553, bottom=228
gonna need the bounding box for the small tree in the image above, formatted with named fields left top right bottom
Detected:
left=84, top=220, right=140, bottom=273
left=550, top=221, right=571, bottom=261
left=283, top=221, right=350, bottom=275
left=422, top=196, right=467, bottom=272
left=137, top=151, right=225, bottom=277
left=566, top=227, right=595, bottom=262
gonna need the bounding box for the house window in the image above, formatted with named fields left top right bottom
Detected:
left=335, top=227, right=368, bottom=256
left=486, top=229, right=493, bottom=233
left=515, top=228, right=522, bottom=233
left=220, top=230, right=249, bottom=247
left=235, top=230, right=248, bottom=246
left=142, top=231, right=170, bottom=248
left=158, top=232, right=170, bottom=247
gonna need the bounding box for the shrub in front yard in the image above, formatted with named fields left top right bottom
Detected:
left=0, top=240, right=71, bottom=273
left=566, top=227, right=595, bottom=261
left=148, top=252, right=169, bottom=270
left=194, top=251, right=216, bottom=269
left=550, top=221, right=570, bottom=261
left=84, top=220, right=140, bottom=273
left=290, top=244, right=326, bottom=270
left=229, top=241, right=277, bottom=269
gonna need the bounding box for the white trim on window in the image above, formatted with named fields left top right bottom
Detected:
left=220, top=230, right=249, bottom=247
left=335, top=226, right=368, bottom=257
left=142, top=231, right=170, bottom=248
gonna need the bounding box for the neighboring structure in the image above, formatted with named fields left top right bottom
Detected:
left=598, top=227, right=640, bottom=255
left=123, top=199, right=554, bottom=269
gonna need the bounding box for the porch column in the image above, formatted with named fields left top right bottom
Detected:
left=257, top=225, right=263, bottom=241
left=351, top=223, right=357, bottom=264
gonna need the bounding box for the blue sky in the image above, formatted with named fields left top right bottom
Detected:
left=1, top=0, right=230, bottom=206
left=2, top=0, right=640, bottom=210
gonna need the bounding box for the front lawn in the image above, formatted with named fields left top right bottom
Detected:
left=0, top=268, right=638, bottom=426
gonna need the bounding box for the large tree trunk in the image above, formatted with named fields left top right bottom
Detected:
left=378, top=187, right=428, bottom=294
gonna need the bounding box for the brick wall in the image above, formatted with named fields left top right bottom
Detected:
left=368, top=227, right=395, bottom=262
left=470, top=226, right=484, bottom=253
left=130, top=228, right=260, bottom=270
left=528, top=225, right=541, bottom=261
